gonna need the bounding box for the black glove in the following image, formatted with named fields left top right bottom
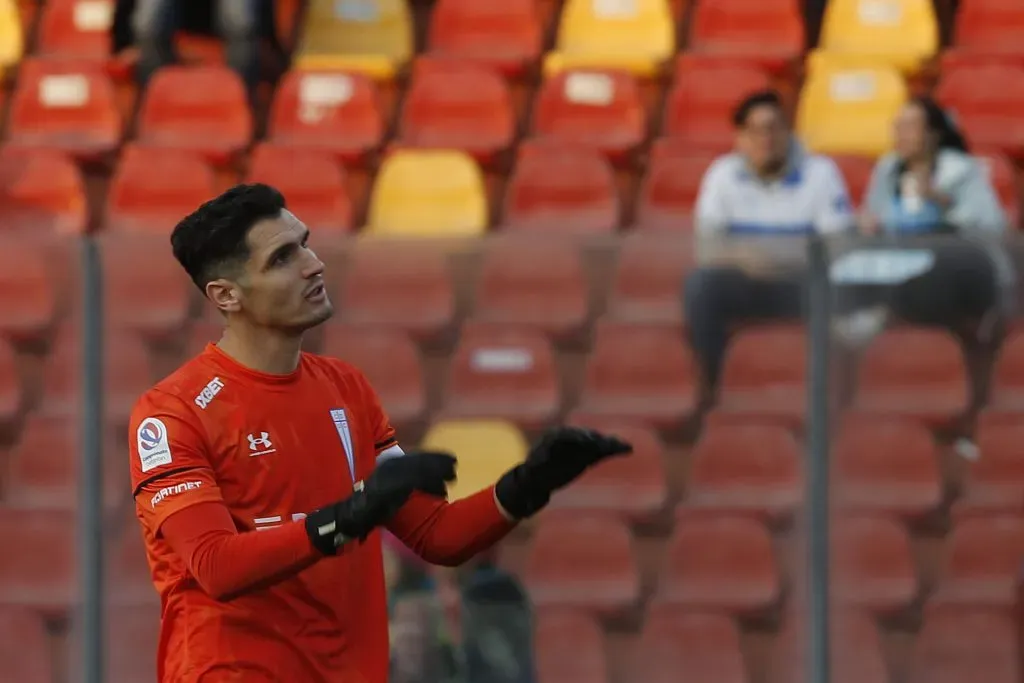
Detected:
left=495, top=427, right=632, bottom=519
left=305, top=451, right=457, bottom=555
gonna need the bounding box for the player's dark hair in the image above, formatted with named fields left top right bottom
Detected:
left=732, top=89, right=785, bottom=128
left=910, top=95, right=969, bottom=154
left=171, top=183, right=287, bottom=292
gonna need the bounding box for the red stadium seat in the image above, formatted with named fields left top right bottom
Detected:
left=656, top=514, right=780, bottom=614
left=7, top=58, right=120, bottom=158
left=634, top=609, right=748, bottom=683
left=441, top=322, right=559, bottom=429
left=607, top=234, right=692, bottom=323
left=960, top=415, right=1024, bottom=512
left=973, top=151, right=1018, bottom=224
left=909, top=607, right=1019, bottom=683
left=36, top=0, right=114, bottom=61
left=830, top=515, right=916, bottom=613
left=931, top=515, right=1024, bottom=608
left=0, top=606, right=54, bottom=683
left=534, top=611, right=609, bottom=683
left=767, top=610, right=887, bottom=683
left=268, top=69, right=384, bottom=165
left=0, top=239, right=57, bottom=343
left=105, top=145, right=215, bottom=234
left=472, top=237, right=588, bottom=339
left=334, top=240, right=454, bottom=341
left=634, top=141, right=718, bottom=231
left=106, top=605, right=162, bottom=682
left=0, top=146, right=87, bottom=234
left=530, top=70, right=645, bottom=162
left=502, top=140, right=619, bottom=235
left=100, top=233, right=194, bottom=340
left=683, top=422, right=801, bottom=523
left=246, top=143, right=353, bottom=234
left=853, top=327, right=969, bottom=426
left=0, top=507, right=77, bottom=612
left=107, top=521, right=158, bottom=606
left=716, top=324, right=806, bottom=427
left=0, top=337, right=21, bottom=427
left=321, top=325, right=426, bottom=427
left=427, top=0, right=542, bottom=77
left=552, top=420, right=668, bottom=522
left=948, top=0, right=1024, bottom=65
left=988, top=328, right=1024, bottom=414
left=524, top=513, right=640, bottom=616
left=831, top=155, right=876, bottom=207
left=397, top=57, right=515, bottom=165
left=834, top=415, right=942, bottom=518
left=663, top=56, right=771, bottom=150
left=689, top=0, right=804, bottom=72
left=136, top=65, right=252, bottom=164
left=935, top=64, right=1024, bottom=156
left=575, top=320, right=697, bottom=430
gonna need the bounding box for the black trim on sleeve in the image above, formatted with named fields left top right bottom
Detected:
left=374, top=437, right=398, bottom=452
left=132, top=466, right=206, bottom=498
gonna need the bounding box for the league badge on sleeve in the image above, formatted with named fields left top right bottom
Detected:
left=137, top=417, right=173, bottom=472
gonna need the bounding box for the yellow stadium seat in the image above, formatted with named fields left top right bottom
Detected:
left=0, top=0, right=23, bottom=76
left=544, top=0, right=675, bottom=78
left=295, top=0, right=413, bottom=80
left=421, top=419, right=528, bottom=502
left=796, top=54, right=907, bottom=157
left=366, top=149, right=488, bottom=237
left=816, top=0, right=938, bottom=74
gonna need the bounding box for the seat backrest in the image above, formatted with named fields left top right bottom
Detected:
left=420, top=418, right=527, bottom=501
left=635, top=139, right=718, bottom=229
left=0, top=147, right=87, bottom=234
left=297, top=0, right=413, bottom=75
left=427, top=0, right=542, bottom=75
left=8, top=59, right=120, bottom=145
left=554, top=0, right=674, bottom=66
left=818, top=0, right=938, bottom=63
left=690, top=0, right=804, bottom=52
left=953, top=0, right=1024, bottom=54
left=106, top=145, right=215, bottom=233
left=246, top=144, right=353, bottom=234
left=37, top=0, right=114, bottom=59
left=531, top=69, right=644, bottom=150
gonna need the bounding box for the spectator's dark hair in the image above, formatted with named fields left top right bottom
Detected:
left=732, top=90, right=785, bottom=128
left=910, top=96, right=969, bottom=154
left=171, top=183, right=287, bottom=293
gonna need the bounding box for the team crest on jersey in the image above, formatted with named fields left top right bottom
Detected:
left=137, top=417, right=172, bottom=473
left=329, top=409, right=355, bottom=482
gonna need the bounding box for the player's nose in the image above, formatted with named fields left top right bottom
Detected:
left=302, top=249, right=326, bottom=278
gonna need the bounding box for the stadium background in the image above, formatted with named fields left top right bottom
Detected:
left=1, top=0, right=1024, bottom=681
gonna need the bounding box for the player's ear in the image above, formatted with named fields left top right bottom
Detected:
left=205, top=279, right=243, bottom=314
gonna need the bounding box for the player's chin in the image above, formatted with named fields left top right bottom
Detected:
left=299, top=299, right=334, bottom=329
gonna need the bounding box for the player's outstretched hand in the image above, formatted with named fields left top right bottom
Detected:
left=305, top=451, right=457, bottom=555
left=494, top=426, right=632, bottom=520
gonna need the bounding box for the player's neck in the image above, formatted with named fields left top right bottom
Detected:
left=216, top=323, right=303, bottom=376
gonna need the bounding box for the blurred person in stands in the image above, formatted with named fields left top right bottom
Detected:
left=684, top=89, right=854, bottom=399
left=127, top=183, right=630, bottom=682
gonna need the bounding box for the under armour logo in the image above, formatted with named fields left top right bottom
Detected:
left=247, top=432, right=276, bottom=457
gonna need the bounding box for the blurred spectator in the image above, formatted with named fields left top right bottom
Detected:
left=684, top=90, right=854, bottom=397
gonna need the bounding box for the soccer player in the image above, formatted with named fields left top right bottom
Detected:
left=128, top=184, right=631, bottom=683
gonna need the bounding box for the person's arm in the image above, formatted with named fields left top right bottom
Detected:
left=944, top=158, right=1008, bottom=234
left=861, top=155, right=894, bottom=234
left=694, top=157, right=737, bottom=265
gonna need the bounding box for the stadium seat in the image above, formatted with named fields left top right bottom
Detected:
left=524, top=513, right=640, bottom=616
left=683, top=422, right=801, bottom=523
left=321, top=324, right=426, bottom=427
left=365, top=149, right=488, bottom=237
left=472, top=237, right=588, bottom=339
left=534, top=611, right=609, bottom=683
left=398, top=57, right=515, bottom=165
left=0, top=0, right=22, bottom=77
left=688, top=0, right=804, bottom=72
left=36, top=0, right=115, bottom=61
left=544, top=0, right=675, bottom=77
left=948, top=0, right=1024, bottom=65
left=930, top=515, right=1024, bottom=608
left=960, top=416, right=1024, bottom=512
left=989, top=328, right=1024, bottom=414
left=634, top=609, right=748, bottom=683
left=834, top=415, right=941, bottom=518
left=5, top=415, right=123, bottom=511
left=135, top=65, right=252, bottom=164
left=530, top=70, right=645, bottom=162
left=105, top=145, right=215, bottom=233
left=246, top=144, right=353, bottom=234
left=831, top=155, right=877, bottom=207
left=267, top=69, right=384, bottom=165
left=7, top=59, right=121, bottom=158
left=334, top=240, right=454, bottom=340
left=716, top=324, right=806, bottom=427
left=606, top=233, right=692, bottom=323
left=552, top=420, right=668, bottom=522
left=426, top=0, right=542, bottom=77
left=634, top=141, right=718, bottom=231
left=796, top=55, right=907, bottom=157
left=575, top=320, right=697, bottom=430
left=935, top=64, right=1024, bottom=157
left=853, top=327, right=969, bottom=425
left=909, top=607, right=1019, bottom=683
left=441, top=322, right=560, bottom=428
left=106, top=604, right=161, bottom=682
left=663, top=57, right=772, bottom=151
left=815, top=0, right=939, bottom=73
left=420, top=419, right=527, bottom=502
left=830, top=515, right=916, bottom=613
left=0, top=146, right=87, bottom=234
left=0, top=239, right=57, bottom=342
left=0, top=606, right=53, bottom=683
left=107, top=521, right=158, bottom=606
left=295, top=0, right=413, bottom=79
left=975, top=152, right=1019, bottom=226
left=0, top=337, right=19, bottom=428
left=767, top=610, right=887, bottom=683
left=503, top=140, right=619, bottom=235
left=656, top=514, right=779, bottom=614
left=0, top=507, right=77, bottom=611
